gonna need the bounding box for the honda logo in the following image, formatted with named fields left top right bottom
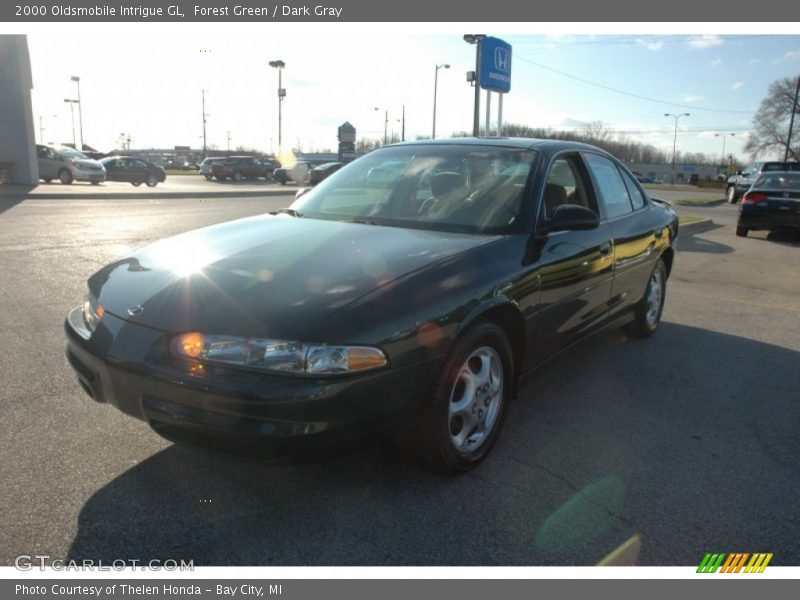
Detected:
left=495, top=47, right=510, bottom=72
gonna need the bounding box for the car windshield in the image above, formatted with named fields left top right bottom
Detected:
left=58, top=147, right=88, bottom=159
left=291, top=145, right=537, bottom=234
left=755, top=172, right=800, bottom=188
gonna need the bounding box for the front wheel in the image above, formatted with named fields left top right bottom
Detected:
left=735, top=226, right=749, bottom=237
left=146, top=174, right=158, bottom=187
left=726, top=186, right=738, bottom=204
left=59, top=169, right=73, bottom=185
left=232, top=171, right=244, bottom=182
left=625, top=259, right=667, bottom=339
left=413, top=321, right=513, bottom=474
left=132, top=181, right=142, bottom=187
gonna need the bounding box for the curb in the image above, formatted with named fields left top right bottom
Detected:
left=679, top=218, right=715, bottom=234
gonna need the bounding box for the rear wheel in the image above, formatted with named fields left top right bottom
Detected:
left=90, top=181, right=101, bottom=186
left=132, top=181, right=142, bottom=187
left=625, top=258, right=667, bottom=339
left=412, top=321, right=513, bottom=474
left=59, top=169, right=73, bottom=185
left=146, top=174, right=158, bottom=187
left=204, top=175, right=212, bottom=181
left=42, top=177, right=52, bottom=183
left=735, top=226, right=749, bottom=237
left=726, top=186, right=738, bottom=204
left=233, top=171, right=244, bottom=182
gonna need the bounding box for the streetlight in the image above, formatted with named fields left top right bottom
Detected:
left=63, top=99, right=79, bottom=148
left=714, top=132, right=736, bottom=173
left=464, top=34, right=485, bottom=137
left=201, top=89, right=209, bottom=159
left=432, top=63, right=450, bottom=139
left=268, top=60, right=286, bottom=158
left=70, top=76, right=84, bottom=150
left=374, top=107, right=388, bottom=145
left=664, top=112, right=690, bottom=184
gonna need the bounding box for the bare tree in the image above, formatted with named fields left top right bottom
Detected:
left=744, top=76, right=800, bottom=161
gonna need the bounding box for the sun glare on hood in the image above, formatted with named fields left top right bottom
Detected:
left=148, top=238, right=218, bottom=277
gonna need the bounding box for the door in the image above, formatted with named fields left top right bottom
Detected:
left=103, top=158, right=122, bottom=181
left=36, top=146, right=60, bottom=179
left=583, top=153, right=660, bottom=316
left=523, top=153, right=615, bottom=366
left=129, top=159, right=150, bottom=183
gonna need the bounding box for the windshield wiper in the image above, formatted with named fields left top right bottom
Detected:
left=270, top=208, right=304, bottom=217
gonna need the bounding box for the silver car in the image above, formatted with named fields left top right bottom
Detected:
left=199, top=157, right=226, bottom=180
left=36, top=145, right=106, bottom=185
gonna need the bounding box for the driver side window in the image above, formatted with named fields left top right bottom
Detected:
left=542, top=155, right=596, bottom=220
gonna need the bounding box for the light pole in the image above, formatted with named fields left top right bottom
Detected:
left=70, top=76, right=83, bottom=150
left=714, top=132, right=736, bottom=172
left=63, top=99, right=79, bottom=148
left=269, top=60, right=286, bottom=158
left=664, top=113, right=690, bottom=184
left=226, top=131, right=232, bottom=156
left=464, top=34, right=485, bottom=137
left=201, top=89, right=209, bottom=159
left=432, top=63, right=450, bottom=139
left=374, top=107, right=388, bottom=145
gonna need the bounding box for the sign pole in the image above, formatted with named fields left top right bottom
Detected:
left=498, top=93, right=503, bottom=137
left=473, top=39, right=482, bottom=137
left=485, top=90, right=491, bottom=136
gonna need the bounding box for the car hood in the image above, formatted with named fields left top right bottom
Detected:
left=89, top=215, right=497, bottom=339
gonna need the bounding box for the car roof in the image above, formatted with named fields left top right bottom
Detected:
left=384, top=136, right=613, bottom=156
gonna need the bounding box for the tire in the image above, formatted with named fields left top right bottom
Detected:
left=90, top=181, right=101, bottom=186
left=625, top=258, right=667, bottom=339
left=59, top=169, right=73, bottom=185
left=42, top=178, right=52, bottom=183
left=411, top=321, right=513, bottom=474
left=278, top=174, right=287, bottom=185
left=146, top=174, right=158, bottom=187
left=726, top=185, right=738, bottom=204
left=233, top=171, right=244, bottom=182
left=735, top=226, right=749, bottom=237
left=204, top=175, right=212, bottom=181
left=132, top=181, right=142, bottom=187
left=216, top=175, right=226, bottom=181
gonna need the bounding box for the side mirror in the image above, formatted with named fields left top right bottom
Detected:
left=548, top=204, right=600, bottom=231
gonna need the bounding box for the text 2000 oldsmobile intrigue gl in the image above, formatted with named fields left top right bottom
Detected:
left=65, top=139, right=678, bottom=473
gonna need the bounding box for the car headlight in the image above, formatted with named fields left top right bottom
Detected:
left=82, top=292, right=105, bottom=334
left=169, top=332, right=387, bottom=375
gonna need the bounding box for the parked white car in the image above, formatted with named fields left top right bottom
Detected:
left=199, top=157, right=226, bottom=180
left=36, top=145, right=106, bottom=185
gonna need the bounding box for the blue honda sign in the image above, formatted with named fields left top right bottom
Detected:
left=479, top=36, right=512, bottom=93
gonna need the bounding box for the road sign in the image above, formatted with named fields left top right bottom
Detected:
left=338, top=122, right=356, bottom=143
left=479, top=37, right=512, bottom=93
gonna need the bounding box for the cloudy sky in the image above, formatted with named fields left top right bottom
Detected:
left=15, top=25, right=800, bottom=162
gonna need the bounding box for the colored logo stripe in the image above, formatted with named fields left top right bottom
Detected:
left=697, top=552, right=773, bottom=573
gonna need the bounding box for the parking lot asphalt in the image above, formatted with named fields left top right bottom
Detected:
left=0, top=195, right=797, bottom=566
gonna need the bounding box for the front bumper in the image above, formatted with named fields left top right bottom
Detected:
left=73, top=168, right=105, bottom=182
left=64, top=307, right=436, bottom=455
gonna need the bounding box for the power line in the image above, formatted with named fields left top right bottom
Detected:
left=510, top=34, right=773, bottom=47
left=514, top=54, right=756, bottom=115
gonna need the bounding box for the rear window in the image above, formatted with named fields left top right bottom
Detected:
left=755, top=173, right=800, bottom=188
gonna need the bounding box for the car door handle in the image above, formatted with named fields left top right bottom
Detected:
left=600, top=242, right=612, bottom=256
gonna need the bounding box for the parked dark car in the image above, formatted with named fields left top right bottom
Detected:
left=687, top=173, right=700, bottom=186
left=736, top=171, right=800, bottom=237
left=65, top=139, right=678, bottom=473
left=211, top=156, right=277, bottom=181
left=99, top=156, right=166, bottom=187
left=726, top=161, right=800, bottom=204
left=309, top=161, right=344, bottom=185
left=274, top=160, right=328, bottom=185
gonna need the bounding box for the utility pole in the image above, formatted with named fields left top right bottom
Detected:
left=226, top=131, right=232, bottom=156
left=39, top=116, right=44, bottom=144
left=401, top=104, right=405, bottom=142
left=71, top=76, right=83, bottom=150
left=665, top=113, right=690, bottom=185
left=784, top=74, right=800, bottom=163
left=201, top=89, right=208, bottom=159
